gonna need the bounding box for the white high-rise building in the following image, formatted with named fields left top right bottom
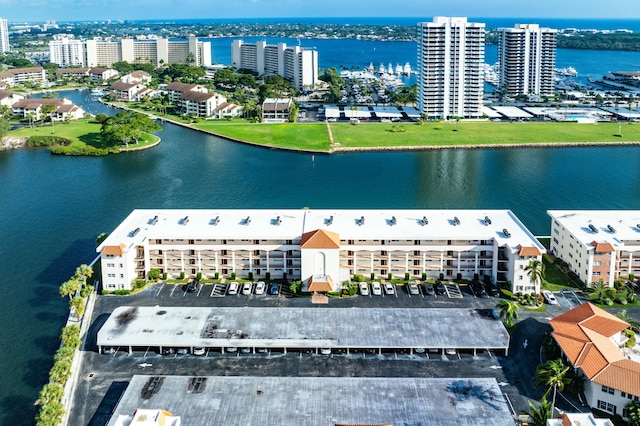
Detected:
left=0, top=18, right=9, bottom=53
left=49, top=37, right=211, bottom=68
left=497, top=24, right=557, bottom=96
left=49, top=35, right=84, bottom=67
left=417, top=17, right=485, bottom=120
left=231, top=40, right=318, bottom=89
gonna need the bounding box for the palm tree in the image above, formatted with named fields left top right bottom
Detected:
left=58, top=279, right=79, bottom=300
left=523, top=398, right=553, bottom=426
left=38, top=383, right=64, bottom=406
left=74, top=264, right=93, bottom=289
left=534, top=359, right=571, bottom=415
left=36, top=401, right=65, bottom=426
left=60, top=325, right=80, bottom=346
left=625, top=401, right=640, bottom=426
left=617, top=309, right=639, bottom=332
left=48, top=358, right=72, bottom=384
left=70, top=296, right=86, bottom=319
left=496, top=299, right=520, bottom=327
left=525, top=259, right=545, bottom=290
left=592, top=279, right=609, bottom=303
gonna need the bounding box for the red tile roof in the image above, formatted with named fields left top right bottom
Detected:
left=102, top=244, right=126, bottom=255
left=516, top=244, right=542, bottom=256
left=300, top=229, right=340, bottom=249
left=591, top=241, right=615, bottom=252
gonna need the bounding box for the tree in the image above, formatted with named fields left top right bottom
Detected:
left=60, top=325, right=81, bottom=347
left=534, top=359, right=571, bottom=415
left=289, top=280, right=302, bottom=294
left=70, top=295, right=86, bottom=318
left=59, top=279, right=79, bottom=301
left=496, top=299, right=520, bottom=327
left=48, top=358, right=72, bottom=384
left=523, top=398, right=553, bottom=426
left=74, top=264, right=93, bottom=289
left=0, top=104, right=11, bottom=120
left=38, top=383, right=64, bottom=406
left=617, top=309, right=639, bottom=332
left=525, top=259, right=546, bottom=291
left=96, top=232, right=109, bottom=246
left=625, top=401, right=640, bottom=426
left=148, top=268, right=161, bottom=281
left=592, top=279, right=609, bottom=303
left=101, top=110, right=161, bottom=148
left=35, top=401, right=65, bottom=426
left=40, top=104, right=58, bottom=133
left=0, top=118, right=10, bottom=139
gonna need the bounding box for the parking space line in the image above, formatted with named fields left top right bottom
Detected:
left=156, top=282, right=165, bottom=297
left=196, top=285, right=203, bottom=297
left=169, top=285, right=177, bottom=296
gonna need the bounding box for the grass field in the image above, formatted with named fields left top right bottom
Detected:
left=9, top=119, right=159, bottom=153
left=194, top=121, right=331, bottom=151
left=194, top=119, right=640, bottom=152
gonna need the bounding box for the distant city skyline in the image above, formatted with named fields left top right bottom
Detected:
left=1, top=0, right=639, bottom=22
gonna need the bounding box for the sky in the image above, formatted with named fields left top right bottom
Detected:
left=1, top=0, right=639, bottom=22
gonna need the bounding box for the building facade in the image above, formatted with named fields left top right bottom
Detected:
left=0, top=18, right=9, bottom=53
left=551, top=303, right=639, bottom=422
left=231, top=40, right=318, bottom=89
left=50, top=37, right=211, bottom=68
left=417, top=17, right=485, bottom=119
left=548, top=210, right=640, bottom=286
left=0, top=66, right=46, bottom=87
left=49, top=35, right=84, bottom=67
left=497, top=24, right=557, bottom=96
left=97, top=209, right=543, bottom=293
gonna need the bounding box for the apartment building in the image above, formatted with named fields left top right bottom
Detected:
left=50, top=37, right=211, bottom=68
left=0, top=66, right=46, bottom=87
left=0, top=18, right=8, bottom=53
left=497, top=24, right=557, bottom=96
left=97, top=209, right=543, bottom=293
left=11, top=97, right=85, bottom=121
left=49, top=35, right=84, bottom=67
left=417, top=17, right=485, bottom=119
left=548, top=210, right=640, bottom=286
left=551, top=303, right=639, bottom=421
left=231, top=40, right=318, bottom=89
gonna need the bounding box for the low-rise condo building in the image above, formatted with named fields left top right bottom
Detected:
left=551, top=303, right=640, bottom=421
left=548, top=210, right=640, bottom=286
left=11, top=97, right=85, bottom=121
left=97, top=209, right=543, bottom=293
left=0, top=66, right=46, bottom=87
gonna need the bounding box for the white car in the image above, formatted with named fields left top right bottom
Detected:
left=242, top=282, right=252, bottom=295
left=371, top=281, right=382, bottom=295
left=192, top=347, right=205, bottom=356
left=227, top=281, right=239, bottom=295
left=445, top=348, right=457, bottom=356
left=542, top=290, right=558, bottom=305
left=255, top=281, right=266, bottom=295
left=359, top=282, right=369, bottom=296
left=384, top=283, right=395, bottom=295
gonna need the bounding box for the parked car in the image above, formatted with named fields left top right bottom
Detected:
left=371, top=281, right=382, bottom=295
left=242, top=282, right=252, bottom=295
left=269, top=283, right=279, bottom=295
left=192, top=347, right=205, bottom=356
left=226, top=347, right=238, bottom=353
left=359, top=282, right=369, bottom=296
left=472, top=281, right=488, bottom=298
left=384, top=283, right=395, bottom=295
left=484, top=283, right=500, bottom=297
left=255, top=281, right=266, bottom=295
left=424, top=284, right=435, bottom=296
left=320, top=348, right=332, bottom=355
left=227, top=281, right=239, bottom=295
left=434, top=280, right=446, bottom=295
left=176, top=348, right=189, bottom=355
left=407, top=281, right=420, bottom=295
left=186, top=280, right=199, bottom=292
left=542, top=290, right=558, bottom=305
left=445, top=348, right=457, bottom=356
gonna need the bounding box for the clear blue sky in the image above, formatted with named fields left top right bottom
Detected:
left=2, top=0, right=639, bottom=22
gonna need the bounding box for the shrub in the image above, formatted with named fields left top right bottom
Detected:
left=370, top=273, right=375, bottom=280
left=625, top=330, right=636, bottom=348
left=630, top=273, right=635, bottom=281
left=148, top=268, right=161, bottom=281
left=231, top=272, right=236, bottom=280
left=618, top=296, right=628, bottom=305
left=214, top=272, right=219, bottom=280
left=162, top=272, right=167, bottom=280
left=603, top=297, right=613, bottom=306
left=179, top=271, right=185, bottom=280
left=79, top=284, right=94, bottom=298
left=439, top=273, right=444, bottom=280
left=404, top=272, right=410, bottom=280
left=26, top=135, right=72, bottom=147
left=388, top=273, right=393, bottom=280
left=266, top=272, right=271, bottom=280
left=422, top=272, right=427, bottom=281
left=113, top=289, right=131, bottom=295
left=133, top=279, right=146, bottom=290
left=196, top=272, right=202, bottom=281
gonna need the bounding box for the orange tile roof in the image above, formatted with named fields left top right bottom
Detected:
left=551, top=302, right=637, bottom=396
left=308, top=275, right=334, bottom=292
left=102, top=244, right=126, bottom=255
left=300, top=229, right=340, bottom=249
left=591, top=241, right=615, bottom=252
left=516, top=244, right=542, bottom=256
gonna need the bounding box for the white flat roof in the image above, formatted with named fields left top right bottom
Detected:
left=108, top=376, right=514, bottom=426
left=491, top=106, right=532, bottom=118
left=98, top=209, right=543, bottom=254
left=482, top=106, right=502, bottom=118
left=548, top=210, right=640, bottom=248
left=97, top=306, right=510, bottom=350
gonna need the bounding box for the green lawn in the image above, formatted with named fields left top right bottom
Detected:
left=194, top=121, right=331, bottom=151
left=330, top=120, right=640, bottom=148
left=9, top=119, right=159, bottom=153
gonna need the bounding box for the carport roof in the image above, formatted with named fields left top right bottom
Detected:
left=107, top=375, right=514, bottom=426
left=97, top=306, right=510, bottom=350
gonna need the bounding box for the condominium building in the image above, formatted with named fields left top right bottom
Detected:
left=0, top=18, right=9, bottom=53
left=548, top=210, right=640, bottom=286
left=97, top=209, right=543, bottom=293
left=49, top=37, right=211, bottom=68
left=497, top=24, right=557, bottom=96
left=49, top=35, right=84, bottom=67
left=0, top=66, right=46, bottom=87
left=416, top=17, right=485, bottom=119
left=231, top=40, right=318, bottom=89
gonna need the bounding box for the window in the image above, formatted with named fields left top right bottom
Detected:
left=597, top=400, right=615, bottom=413
left=593, top=271, right=601, bottom=276
left=602, top=385, right=615, bottom=395
left=106, top=263, right=115, bottom=268
left=107, top=273, right=115, bottom=278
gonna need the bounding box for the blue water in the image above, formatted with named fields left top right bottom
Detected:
left=3, top=20, right=640, bottom=424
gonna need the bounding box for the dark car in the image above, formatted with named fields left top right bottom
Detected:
left=472, top=281, right=488, bottom=298
left=484, top=283, right=500, bottom=297
left=423, top=284, right=435, bottom=296
left=269, top=283, right=279, bottom=295
left=434, top=280, right=446, bottom=295
left=186, top=280, right=199, bottom=292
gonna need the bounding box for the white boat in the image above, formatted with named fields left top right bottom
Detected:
left=367, top=62, right=375, bottom=73
left=554, top=66, right=578, bottom=77
left=379, top=63, right=386, bottom=74
left=403, top=63, right=412, bottom=75
left=388, top=63, right=393, bottom=74
left=395, top=64, right=403, bottom=75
